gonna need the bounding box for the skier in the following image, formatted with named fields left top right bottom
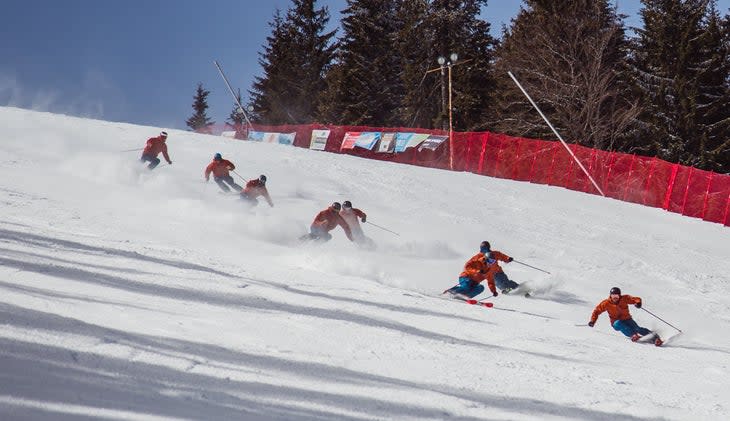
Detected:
left=339, top=200, right=374, bottom=248
left=444, top=240, right=519, bottom=298
left=140, top=131, right=172, bottom=170
left=588, top=287, right=663, bottom=346
left=302, top=202, right=354, bottom=242
left=240, top=174, right=273, bottom=207
left=204, top=153, right=242, bottom=193
left=480, top=241, right=520, bottom=294
left=445, top=241, right=498, bottom=298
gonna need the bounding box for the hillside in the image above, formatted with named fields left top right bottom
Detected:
left=1, top=107, right=729, bottom=421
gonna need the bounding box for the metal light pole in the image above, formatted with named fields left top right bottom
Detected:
left=439, top=53, right=458, bottom=170
left=437, top=57, right=448, bottom=131
left=424, top=53, right=468, bottom=170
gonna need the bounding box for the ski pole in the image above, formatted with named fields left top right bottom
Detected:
left=231, top=169, right=246, bottom=182
left=365, top=221, right=400, bottom=236
left=641, top=307, right=682, bottom=333
left=513, top=259, right=551, bottom=275
left=120, top=148, right=143, bottom=152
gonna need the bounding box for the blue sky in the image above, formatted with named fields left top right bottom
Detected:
left=1, top=1, right=728, bottom=130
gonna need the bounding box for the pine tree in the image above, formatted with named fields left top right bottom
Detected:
left=226, top=88, right=248, bottom=139
left=226, top=89, right=245, bottom=127
left=425, top=0, right=497, bottom=131
left=694, top=3, right=730, bottom=172
left=249, top=1, right=337, bottom=125
left=186, top=83, right=214, bottom=133
left=492, top=0, right=637, bottom=150
left=319, top=0, right=403, bottom=126
left=632, top=0, right=730, bottom=171
left=394, top=0, right=437, bottom=128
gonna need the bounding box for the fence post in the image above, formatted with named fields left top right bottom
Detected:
left=681, top=167, right=694, bottom=215
left=511, top=137, right=522, bottom=180
left=477, top=133, right=488, bottom=175
left=701, top=172, right=715, bottom=220
left=622, top=154, right=637, bottom=201
left=546, top=142, right=560, bottom=186
left=642, top=157, right=657, bottom=205
left=528, top=140, right=539, bottom=182
left=662, top=163, right=679, bottom=210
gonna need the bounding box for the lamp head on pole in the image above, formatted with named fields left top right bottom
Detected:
left=437, top=56, right=446, bottom=66
left=449, top=52, right=458, bottom=63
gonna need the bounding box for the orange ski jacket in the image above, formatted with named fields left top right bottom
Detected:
left=142, top=136, right=171, bottom=163
left=205, top=159, right=235, bottom=180
left=311, top=207, right=353, bottom=241
left=590, top=294, right=642, bottom=325
left=242, top=179, right=273, bottom=206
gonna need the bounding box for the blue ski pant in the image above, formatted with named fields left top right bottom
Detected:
left=214, top=175, right=242, bottom=192
left=308, top=226, right=332, bottom=242
left=239, top=192, right=259, bottom=207
left=494, top=272, right=519, bottom=291
left=140, top=154, right=160, bottom=170
left=612, top=318, right=652, bottom=337
left=449, top=276, right=485, bottom=298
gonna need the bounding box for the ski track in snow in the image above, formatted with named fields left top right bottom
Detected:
left=0, top=107, right=729, bottom=420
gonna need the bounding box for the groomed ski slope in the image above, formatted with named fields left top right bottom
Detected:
left=0, top=106, right=728, bottom=421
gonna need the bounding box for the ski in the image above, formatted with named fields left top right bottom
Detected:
left=443, top=292, right=493, bottom=308
left=635, top=332, right=664, bottom=347
left=461, top=298, right=494, bottom=308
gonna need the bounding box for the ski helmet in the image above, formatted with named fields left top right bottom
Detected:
left=343, top=200, right=352, bottom=208
left=609, top=287, right=621, bottom=296
left=160, top=131, right=168, bottom=138
left=214, top=153, right=222, bottom=161
left=331, top=202, right=342, bottom=211
left=480, top=241, right=491, bottom=253
left=259, top=174, right=267, bottom=183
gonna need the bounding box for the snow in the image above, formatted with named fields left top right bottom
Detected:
left=0, top=106, right=728, bottom=420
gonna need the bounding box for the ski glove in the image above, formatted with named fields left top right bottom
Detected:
left=361, top=216, right=366, bottom=223
left=507, top=257, right=513, bottom=262
left=588, top=321, right=595, bottom=327
left=635, top=302, right=642, bottom=309
left=492, top=291, right=498, bottom=297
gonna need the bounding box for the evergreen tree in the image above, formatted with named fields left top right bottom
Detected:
left=425, top=0, right=497, bottom=131
left=492, top=0, right=637, bottom=150
left=226, top=89, right=246, bottom=128
left=694, top=3, right=730, bottom=172
left=632, top=0, right=730, bottom=171
left=249, top=1, right=337, bottom=125
left=319, top=0, right=403, bottom=126
left=394, top=0, right=436, bottom=128
left=186, top=83, right=214, bottom=133
left=226, top=88, right=249, bottom=138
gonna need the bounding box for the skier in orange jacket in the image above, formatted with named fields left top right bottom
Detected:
left=589, top=287, right=663, bottom=346
left=339, top=200, right=374, bottom=248
left=302, top=202, right=353, bottom=242
left=481, top=241, right=520, bottom=294
left=445, top=240, right=519, bottom=298
left=205, top=153, right=242, bottom=192
left=240, top=175, right=273, bottom=207
left=140, top=131, right=172, bottom=169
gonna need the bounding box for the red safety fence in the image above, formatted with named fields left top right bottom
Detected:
left=213, top=123, right=730, bottom=227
